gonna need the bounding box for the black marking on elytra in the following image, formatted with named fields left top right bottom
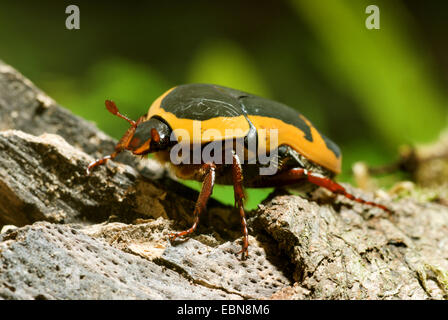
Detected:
left=160, top=84, right=342, bottom=151
left=161, top=84, right=243, bottom=120
left=238, top=95, right=313, bottom=142
left=321, top=133, right=341, bottom=158
left=216, top=83, right=314, bottom=143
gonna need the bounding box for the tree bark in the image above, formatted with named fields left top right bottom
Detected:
left=0, top=60, right=447, bottom=300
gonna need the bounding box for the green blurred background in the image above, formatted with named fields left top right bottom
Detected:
left=0, top=0, right=447, bottom=209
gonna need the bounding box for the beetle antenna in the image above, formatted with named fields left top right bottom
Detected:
left=105, top=100, right=137, bottom=128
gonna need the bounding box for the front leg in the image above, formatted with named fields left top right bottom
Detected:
left=232, top=152, right=249, bottom=259
left=169, top=163, right=216, bottom=241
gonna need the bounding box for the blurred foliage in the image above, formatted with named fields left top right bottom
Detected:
left=0, top=0, right=447, bottom=209
left=188, top=40, right=271, bottom=97
left=292, top=0, right=447, bottom=146
left=53, top=58, right=170, bottom=136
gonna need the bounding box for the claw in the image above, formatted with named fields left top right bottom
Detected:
left=168, top=232, right=179, bottom=241
left=86, top=155, right=112, bottom=175
left=236, top=247, right=249, bottom=260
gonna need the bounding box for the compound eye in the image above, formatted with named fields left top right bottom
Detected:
left=151, top=128, right=160, bottom=143
left=129, top=137, right=142, bottom=149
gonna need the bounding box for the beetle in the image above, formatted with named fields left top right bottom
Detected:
left=87, top=83, right=390, bottom=258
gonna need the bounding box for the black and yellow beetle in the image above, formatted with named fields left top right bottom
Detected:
left=87, top=83, right=390, bottom=258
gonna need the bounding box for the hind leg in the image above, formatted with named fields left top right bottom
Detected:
left=267, top=168, right=391, bottom=213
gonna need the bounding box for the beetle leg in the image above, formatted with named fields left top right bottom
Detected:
left=169, top=163, right=216, bottom=242
left=306, top=170, right=391, bottom=213
left=86, top=151, right=119, bottom=175
left=232, top=152, right=249, bottom=259
left=272, top=168, right=391, bottom=213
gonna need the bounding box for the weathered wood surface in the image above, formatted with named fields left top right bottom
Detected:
left=0, top=60, right=447, bottom=300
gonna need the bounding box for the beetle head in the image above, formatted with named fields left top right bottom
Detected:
left=86, top=100, right=171, bottom=175
left=126, top=117, right=171, bottom=155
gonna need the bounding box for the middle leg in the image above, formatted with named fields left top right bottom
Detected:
left=232, top=152, right=249, bottom=259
